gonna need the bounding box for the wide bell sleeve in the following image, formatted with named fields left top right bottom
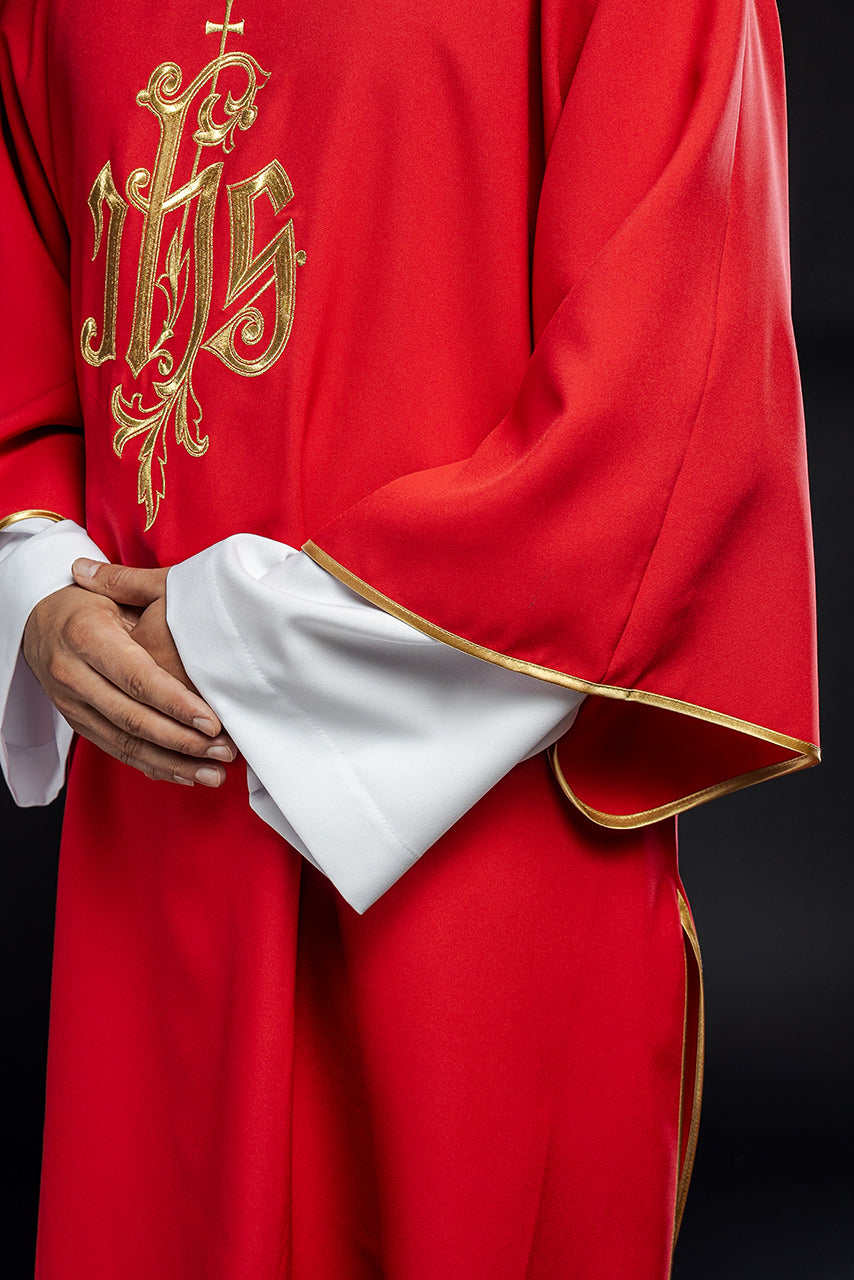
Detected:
left=0, top=518, right=107, bottom=804
left=303, top=0, right=819, bottom=827
left=167, top=535, right=583, bottom=912
left=0, top=24, right=89, bottom=800
left=0, top=24, right=85, bottom=527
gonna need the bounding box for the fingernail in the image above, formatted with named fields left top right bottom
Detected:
left=72, top=558, right=100, bottom=578
left=195, top=766, right=225, bottom=788
left=172, top=774, right=194, bottom=786
left=193, top=716, right=217, bottom=735
left=206, top=745, right=234, bottom=762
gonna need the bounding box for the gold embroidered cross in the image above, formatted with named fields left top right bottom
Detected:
left=205, top=18, right=245, bottom=38
left=80, top=2, right=306, bottom=527
left=205, top=0, right=244, bottom=56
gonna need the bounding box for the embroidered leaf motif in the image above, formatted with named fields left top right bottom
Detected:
left=112, top=377, right=208, bottom=529
left=92, top=41, right=296, bottom=527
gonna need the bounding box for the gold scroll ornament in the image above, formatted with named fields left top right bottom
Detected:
left=80, top=10, right=305, bottom=529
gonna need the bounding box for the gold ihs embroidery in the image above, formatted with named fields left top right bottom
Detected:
left=80, top=11, right=304, bottom=528
left=80, top=162, right=128, bottom=367
left=204, top=161, right=305, bottom=376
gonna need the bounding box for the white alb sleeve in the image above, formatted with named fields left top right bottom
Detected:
left=0, top=518, right=108, bottom=804
left=167, top=534, right=584, bottom=913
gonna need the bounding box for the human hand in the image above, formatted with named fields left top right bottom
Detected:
left=23, top=570, right=234, bottom=787
left=73, top=562, right=191, bottom=689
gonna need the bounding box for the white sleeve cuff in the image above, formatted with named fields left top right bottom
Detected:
left=166, top=534, right=583, bottom=912
left=0, top=519, right=108, bottom=805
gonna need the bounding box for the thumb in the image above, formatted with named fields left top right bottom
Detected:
left=72, top=559, right=168, bottom=607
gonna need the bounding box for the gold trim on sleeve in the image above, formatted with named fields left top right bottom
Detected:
left=302, top=541, right=820, bottom=826
left=547, top=747, right=816, bottom=829
left=0, top=509, right=66, bottom=533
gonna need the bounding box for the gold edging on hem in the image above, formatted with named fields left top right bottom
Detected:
left=302, top=542, right=819, bottom=827
left=672, top=926, right=689, bottom=1278
left=0, top=509, right=66, bottom=533
left=673, top=894, right=704, bottom=1252
left=548, top=748, right=815, bottom=830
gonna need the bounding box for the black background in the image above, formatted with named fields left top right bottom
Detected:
left=2, top=1, right=852, bottom=1274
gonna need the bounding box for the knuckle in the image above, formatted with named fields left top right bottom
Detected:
left=126, top=666, right=149, bottom=703
left=63, top=613, right=89, bottom=653
left=123, top=707, right=146, bottom=739
left=103, top=565, right=128, bottom=594
left=115, top=730, right=140, bottom=760
left=167, top=698, right=190, bottom=724
left=46, top=654, right=70, bottom=686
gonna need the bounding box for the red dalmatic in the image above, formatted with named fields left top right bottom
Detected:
left=0, top=0, right=816, bottom=1276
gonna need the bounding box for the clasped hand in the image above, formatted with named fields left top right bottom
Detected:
left=23, top=560, right=235, bottom=787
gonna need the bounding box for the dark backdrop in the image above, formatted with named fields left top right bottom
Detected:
left=2, top=2, right=852, bottom=1275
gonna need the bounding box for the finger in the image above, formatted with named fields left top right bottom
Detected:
left=72, top=560, right=168, bottom=608
left=80, top=622, right=224, bottom=737
left=63, top=665, right=235, bottom=762
left=65, top=701, right=230, bottom=787
left=129, top=597, right=193, bottom=687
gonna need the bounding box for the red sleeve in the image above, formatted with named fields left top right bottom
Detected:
left=0, top=16, right=84, bottom=526
left=303, top=0, right=819, bottom=826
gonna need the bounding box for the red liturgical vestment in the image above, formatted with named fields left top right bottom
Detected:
left=0, top=0, right=817, bottom=1276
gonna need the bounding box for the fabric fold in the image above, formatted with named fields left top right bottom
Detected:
left=167, top=535, right=582, bottom=910
left=0, top=518, right=107, bottom=803
left=303, top=0, right=819, bottom=824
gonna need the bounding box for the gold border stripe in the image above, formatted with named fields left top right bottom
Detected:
left=673, top=895, right=705, bottom=1251
left=0, top=509, right=66, bottom=533
left=303, top=541, right=819, bottom=826
left=302, top=542, right=817, bottom=755
left=548, top=744, right=814, bottom=829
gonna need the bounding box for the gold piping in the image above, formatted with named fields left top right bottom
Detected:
left=673, top=923, right=689, bottom=1275
left=302, top=542, right=819, bottom=827
left=548, top=747, right=815, bottom=830
left=0, top=509, right=66, bottom=533
left=673, top=894, right=704, bottom=1249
